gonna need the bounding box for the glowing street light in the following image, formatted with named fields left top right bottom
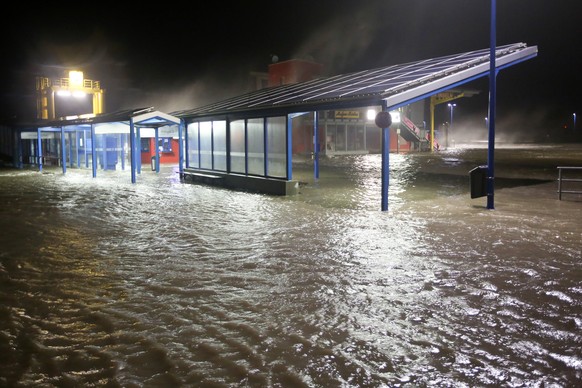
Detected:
left=574, top=113, right=577, bottom=130
left=447, top=103, right=456, bottom=149
left=448, top=103, right=456, bottom=128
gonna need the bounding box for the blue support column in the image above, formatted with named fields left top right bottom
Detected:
left=381, top=102, right=390, bottom=212
left=37, top=128, right=43, bottom=172
left=179, top=120, right=184, bottom=174
left=184, top=121, right=190, bottom=168
left=226, top=119, right=231, bottom=173
left=136, top=127, right=142, bottom=174
left=487, top=0, right=497, bottom=210
left=154, top=127, right=160, bottom=173
left=84, top=130, right=89, bottom=168
left=61, top=126, right=66, bottom=174
left=130, top=119, right=136, bottom=183
left=313, top=111, right=319, bottom=180
left=91, top=125, right=97, bottom=178
left=286, top=115, right=293, bottom=180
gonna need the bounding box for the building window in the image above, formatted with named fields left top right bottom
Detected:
left=158, top=138, right=172, bottom=153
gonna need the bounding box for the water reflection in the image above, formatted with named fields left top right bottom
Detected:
left=1, top=145, right=581, bottom=386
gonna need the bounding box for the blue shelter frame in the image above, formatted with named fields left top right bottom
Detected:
left=15, top=108, right=181, bottom=184
left=6, top=42, right=537, bottom=211
left=172, top=43, right=538, bottom=211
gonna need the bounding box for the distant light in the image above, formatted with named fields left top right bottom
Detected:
left=72, top=91, right=86, bottom=98
left=367, top=109, right=376, bottom=120
left=69, top=71, right=84, bottom=87
left=390, top=110, right=401, bottom=123
left=57, top=90, right=71, bottom=97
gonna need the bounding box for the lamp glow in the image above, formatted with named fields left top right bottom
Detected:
left=69, top=71, right=84, bottom=87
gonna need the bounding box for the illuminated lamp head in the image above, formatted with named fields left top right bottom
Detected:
left=69, top=71, right=84, bottom=87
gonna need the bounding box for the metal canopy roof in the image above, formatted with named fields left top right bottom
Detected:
left=172, top=42, right=537, bottom=121
left=24, top=107, right=180, bottom=130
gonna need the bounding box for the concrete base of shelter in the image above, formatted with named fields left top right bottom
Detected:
left=180, top=168, right=299, bottom=195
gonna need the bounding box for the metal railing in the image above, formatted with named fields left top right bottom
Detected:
left=557, top=166, right=582, bottom=200
left=36, top=76, right=101, bottom=91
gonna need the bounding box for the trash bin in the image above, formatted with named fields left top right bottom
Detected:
left=469, top=165, right=487, bottom=198
left=151, top=155, right=156, bottom=171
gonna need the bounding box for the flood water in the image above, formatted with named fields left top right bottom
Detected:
left=1, top=144, right=581, bottom=387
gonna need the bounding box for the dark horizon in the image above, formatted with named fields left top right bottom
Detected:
left=1, top=1, right=580, bottom=140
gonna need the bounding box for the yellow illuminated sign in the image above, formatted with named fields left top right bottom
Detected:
left=335, top=110, right=360, bottom=119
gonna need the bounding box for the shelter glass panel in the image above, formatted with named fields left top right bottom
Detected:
left=328, top=124, right=346, bottom=152
left=247, top=118, right=264, bottom=176
left=266, top=116, right=286, bottom=178
left=199, top=121, right=212, bottom=169
left=346, top=124, right=365, bottom=152
left=76, top=130, right=91, bottom=168
left=230, top=120, right=245, bottom=174
left=187, top=122, right=200, bottom=168
left=213, top=120, right=227, bottom=171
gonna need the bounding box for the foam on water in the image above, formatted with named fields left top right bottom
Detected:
left=1, top=144, right=581, bottom=386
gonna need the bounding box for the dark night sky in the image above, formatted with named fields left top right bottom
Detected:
left=1, top=1, right=581, bottom=139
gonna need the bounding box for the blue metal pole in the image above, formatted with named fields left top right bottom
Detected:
left=136, top=127, right=142, bottom=174
left=381, top=101, right=390, bottom=212
left=184, top=121, right=190, bottom=168
left=91, top=125, right=97, bottom=178
left=129, top=119, right=136, bottom=183
left=179, top=120, right=184, bottom=174
left=313, top=111, right=319, bottom=180
left=154, top=127, right=160, bottom=173
left=487, top=0, right=496, bottom=210
left=61, top=126, right=66, bottom=173
left=37, top=128, right=43, bottom=172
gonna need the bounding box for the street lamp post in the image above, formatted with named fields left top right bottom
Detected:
left=574, top=113, right=577, bottom=130
left=487, top=0, right=497, bottom=210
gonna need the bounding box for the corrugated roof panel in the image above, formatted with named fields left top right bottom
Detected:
left=172, top=43, right=537, bottom=120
